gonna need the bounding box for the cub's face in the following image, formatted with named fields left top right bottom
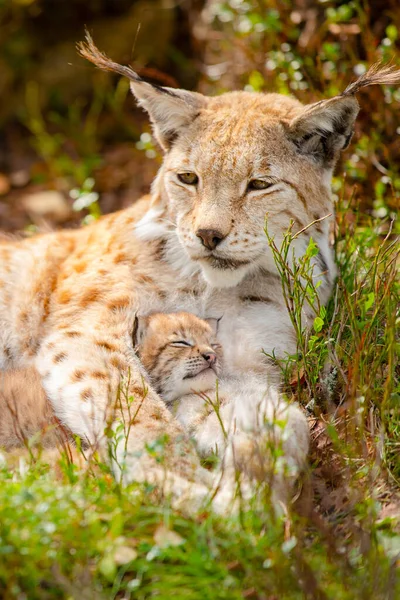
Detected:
left=162, top=92, right=334, bottom=288
left=136, top=312, right=222, bottom=403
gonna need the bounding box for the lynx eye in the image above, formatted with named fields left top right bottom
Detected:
left=170, top=340, right=192, bottom=348
left=247, top=179, right=274, bottom=191
left=177, top=172, right=199, bottom=186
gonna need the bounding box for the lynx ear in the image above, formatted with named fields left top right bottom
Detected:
left=287, top=96, right=359, bottom=168
left=288, top=62, right=400, bottom=168
left=129, top=83, right=205, bottom=150
left=77, top=32, right=206, bottom=150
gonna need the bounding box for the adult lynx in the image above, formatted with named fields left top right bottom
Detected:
left=1, top=34, right=399, bottom=509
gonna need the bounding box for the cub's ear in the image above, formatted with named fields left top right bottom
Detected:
left=131, top=314, right=149, bottom=351
left=204, top=316, right=222, bottom=335
left=77, top=32, right=206, bottom=150
left=287, top=96, right=359, bottom=169
left=287, top=62, right=400, bottom=169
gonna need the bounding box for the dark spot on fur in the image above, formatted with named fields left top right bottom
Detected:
left=81, top=388, right=94, bottom=402
left=72, top=369, right=85, bottom=382
left=110, top=355, right=126, bottom=370
left=65, top=330, right=82, bottom=338
left=79, top=288, right=101, bottom=308
left=107, top=297, right=130, bottom=312
left=58, top=290, right=72, bottom=304
left=130, top=385, right=146, bottom=398
left=96, top=340, right=118, bottom=353
left=4, top=345, right=13, bottom=360
left=91, top=370, right=108, bottom=380
left=113, top=252, right=128, bottom=264
left=154, top=240, right=167, bottom=262
left=54, top=352, right=68, bottom=363
left=73, top=261, right=87, bottom=273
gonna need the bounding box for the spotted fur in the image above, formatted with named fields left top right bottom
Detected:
left=0, top=367, right=68, bottom=449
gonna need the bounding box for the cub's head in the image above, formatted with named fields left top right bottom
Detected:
left=79, top=37, right=400, bottom=288
left=133, top=312, right=222, bottom=403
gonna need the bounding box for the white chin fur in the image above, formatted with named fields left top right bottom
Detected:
left=200, top=262, right=249, bottom=288
left=173, top=370, right=217, bottom=399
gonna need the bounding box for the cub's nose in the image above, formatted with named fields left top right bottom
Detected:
left=196, top=229, right=226, bottom=251
left=202, top=351, right=217, bottom=366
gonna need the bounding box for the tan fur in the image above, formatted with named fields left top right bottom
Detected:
left=1, top=38, right=397, bottom=511
left=0, top=368, right=64, bottom=449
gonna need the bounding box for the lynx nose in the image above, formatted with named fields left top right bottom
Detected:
left=202, top=351, right=217, bottom=366
left=196, top=229, right=226, bottom=251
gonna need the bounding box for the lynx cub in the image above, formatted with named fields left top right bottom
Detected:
left=135, top=311, right=308, bottom=502
left=135, top=311, right=223, bottom=440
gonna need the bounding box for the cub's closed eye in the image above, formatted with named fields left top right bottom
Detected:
left=178, top=172, right=199, bottom=185
left=247, top=179, right=274, bottom=191
left=170, top=340, right=192, bottom=348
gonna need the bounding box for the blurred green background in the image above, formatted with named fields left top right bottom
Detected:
left=0, top=0, right=399, bottom=232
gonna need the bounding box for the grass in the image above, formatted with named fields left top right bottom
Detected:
left=0, top=0, right=399, bottom=598
left=0, top=443, right=396, bottom=600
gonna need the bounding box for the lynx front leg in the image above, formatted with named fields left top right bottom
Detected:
left=227, top=383, right=310, bottom=509
left=36, top=333, right=120, bottom=444
left=189, top=379, right=310, bottom=509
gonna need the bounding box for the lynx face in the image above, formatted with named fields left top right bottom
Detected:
left=161, top=92, right=336, bottom=288
left=143, top=85, right=357, bottom=289
left=135, top=312, right=222, bottom=403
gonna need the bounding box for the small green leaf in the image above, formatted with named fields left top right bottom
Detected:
left=326, top=423, right=340, bottom=444
left=364, top=292, right=375, bottom=312
left=386, top=24, right=398, bottom=42
left=248, top=70, right=265, bottom=92
left=99, top=555, right=117, bottom=581
left=313, top=317, right=324, bottom=332
left=306, top=237, right=319, bottom=258
left=308, top=335, right=318, bottom=351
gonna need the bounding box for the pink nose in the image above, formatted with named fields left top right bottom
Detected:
left=196, top=229, right=226, bottom=251
left=202, top=352, right=217, bottom=366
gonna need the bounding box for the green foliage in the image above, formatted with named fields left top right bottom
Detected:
left=265, top=200, right=399, bottom=474
left=0, top=446, right=398, bottom=600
